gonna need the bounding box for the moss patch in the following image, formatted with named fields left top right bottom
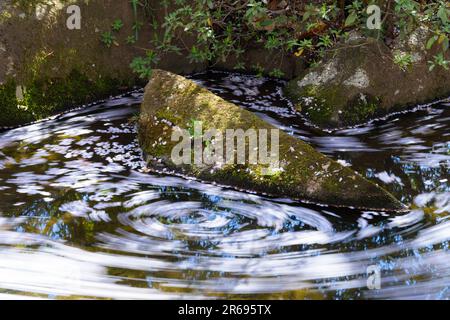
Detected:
left=0, top=70, right=130, bottom=128
left=342, top=94, right=380, bottom=125
left=287, top=83, right=381, bottom=128
left=0, top=79, right=34, bottom=127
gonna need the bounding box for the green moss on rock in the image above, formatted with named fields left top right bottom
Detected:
left=0, top=70, right=128, bottom=127
left=25, top=70, right=126, bottom=116
left=342, top=93, right=379, bottom=125
left=139, top=69, right=405, bottom=211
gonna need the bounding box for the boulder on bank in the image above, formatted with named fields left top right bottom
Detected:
left=138, top=69, right=405, bottom=211
left=285, top=33, right=450, bottom=128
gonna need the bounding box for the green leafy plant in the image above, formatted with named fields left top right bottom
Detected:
left=130, top=50, right=159, bottom=79
left=269, top=68, right=285, bottom=78
left=252, top=63, right=265, bottom=77
left=122, top=0, right=450, bottom=78
left=101, top=31, right=115, bottom=48
left=112, top=19, right=124, bottom=32
left=318, top=35, right=333, bottom=48
left=428, top=52, right=450, bottom=71
left=126, top=35, right=137, bottom=44
left=393, top=51, right=413, bottom=71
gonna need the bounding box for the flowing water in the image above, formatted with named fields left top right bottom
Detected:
left=0, top=70, right=448, bottom=300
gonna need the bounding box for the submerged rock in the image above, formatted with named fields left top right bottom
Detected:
left=139, top=69, right=405, bottom=211
left=285, top=35, right=450, bottom=128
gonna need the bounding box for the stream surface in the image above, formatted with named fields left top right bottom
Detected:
left=0, top=70, right=448, bottom=300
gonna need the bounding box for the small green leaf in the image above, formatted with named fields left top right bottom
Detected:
left=259, top=19, right=274, bottom=27
left=437, top=6, right=448, bottom=24
left=302, top=12, right=311, bottom=22
left=206, top=0, right=214, bottom=9
left=443, top=37, right=449, bottom=52
left=344, top=12, right=358, bottom=27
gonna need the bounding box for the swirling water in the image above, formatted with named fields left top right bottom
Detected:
left=0, top=71, right=448, bottom=300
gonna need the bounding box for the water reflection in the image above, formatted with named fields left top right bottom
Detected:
left=0, top=73, right=448, bottom=299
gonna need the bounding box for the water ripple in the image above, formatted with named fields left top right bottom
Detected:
left=0, top=79, right=448, bottom=299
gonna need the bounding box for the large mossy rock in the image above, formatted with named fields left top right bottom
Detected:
left=139, top=69, right=405, bottom=211
left=285, top=33, right=450, bottom=128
